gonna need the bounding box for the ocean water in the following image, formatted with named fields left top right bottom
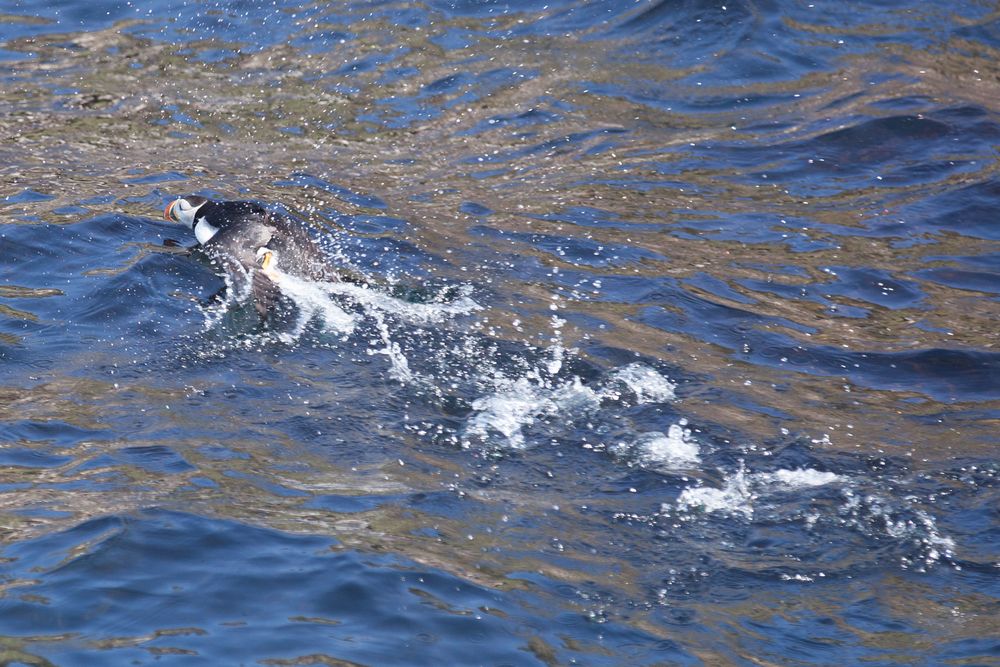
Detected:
left=1, top=1, right=998, bottom=664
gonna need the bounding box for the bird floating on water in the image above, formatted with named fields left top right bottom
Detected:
left=163, top=195, right=351, bottom=319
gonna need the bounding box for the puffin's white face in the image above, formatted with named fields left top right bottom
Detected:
left=163, top=196, right=207, bottom=229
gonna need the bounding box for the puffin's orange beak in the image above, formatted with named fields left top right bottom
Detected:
left=164, top=200, right=177, bottom=222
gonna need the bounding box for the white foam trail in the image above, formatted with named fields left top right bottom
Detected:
left=325, top=281, right=481, bottom=325
left=262, top=270, right=357, bottom=343
left=246, top=263, right=482, bottom=345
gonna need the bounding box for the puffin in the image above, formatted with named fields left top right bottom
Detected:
left=163, top=195, right=351, bottom=319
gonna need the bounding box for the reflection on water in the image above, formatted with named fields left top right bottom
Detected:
left=1, top=0, right=999, bottom=664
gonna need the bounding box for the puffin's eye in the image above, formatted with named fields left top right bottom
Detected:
left=179, top=200, right=193, bottom=211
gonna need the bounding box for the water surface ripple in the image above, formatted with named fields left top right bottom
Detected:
left=1, top=1, right=998, bottom=665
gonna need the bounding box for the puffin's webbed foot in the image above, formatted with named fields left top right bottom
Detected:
left=200, top=284, right=228, bottom=306
left=162, top=239, right=196, bottom=252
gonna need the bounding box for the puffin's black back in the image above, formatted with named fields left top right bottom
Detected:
left=198, top=200, right=269, bottom=230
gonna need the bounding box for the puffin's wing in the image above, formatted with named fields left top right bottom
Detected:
left=204, top=220, right=274, bottom=270
left=202, top=246, right=253, bottom=299
left=203, top=218, right=283, bottom=319
left=251, top=268, right=282, bottom=320
left=262, top=213, right=338, bottom=281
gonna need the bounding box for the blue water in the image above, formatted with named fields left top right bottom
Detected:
left=1, top=1, right=999, bottom=665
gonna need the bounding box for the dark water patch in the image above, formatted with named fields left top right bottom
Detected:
left=814, top=266, right=925, bottom=310
left=74, top=254, right=205, bottom=338
left=458, top=201, right=492, bottom=217
left=428, top=25, right=479, bottom=51
left=735, top=275, right=872, bottom=318
left=304, top=489, right=467, bottom=517
left=157, top=103, right=202, bottom=128
left=682, top=272, right=757, bottom=306
left=902, top=173, right=1000, bottom=241
left=51, top=204, right=90, bottom=216
left=68, top=445, right=194, bottom=476
left=751, top=342, right=1000, bottom=402
left=328, top=49, right=405, bottom=79
left=290, top=28, right=354, bottom=54
left=804, top=115, right=953, bottom=170
left=118, top=445, right=196, bottom=474
left=1, top=215, right=172, bottom=289
left=657, top=106, right=1000, bottom=208
left=797, top=218, right=918, bottom=241
left=0, top=447, right=73, bottom=468
left=913, top=267, right=1000, bottom=294
left=0, top=510, right=675, bottom=666
left=0, top=420, right=111, bottom=447
left=582, top=78, right=821, bottom=119
left=602, top=0, right=761, bottom=78
left=2, top=188, right=54, bottom=206
left=639, top=289, right=815, bottom=339
left=377, top=64, right=422, bottom=87
left=191, top=46, right=240, bottom=64
left=314, top=226, right=435, bottom=277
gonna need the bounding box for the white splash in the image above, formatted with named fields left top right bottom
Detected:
left=547, top=315, right=566, bottom=376
left=674, top=466, right=840, bottom=519
left=916, top=510, right=956, bottom=565
left=607, top=363, right=676, bottom=403
left=368, top=308, right=413, bottom=383
left=613, top=422, right=700, bottom=469
left=840, top=488, right=956, bottom=569
left=763, top=468, right=842, bottom=489
left=462, top=358, right=677, bottom=452
left=199, top=264, right=243, bottom=332
left=638, top=424, right=700, bottom=466
left=463, top=376, right=601, bottom=449
left=675, top=466, right=755, bottom=518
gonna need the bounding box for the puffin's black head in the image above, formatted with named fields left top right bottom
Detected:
left=164, top=195, right=209, bottom=229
